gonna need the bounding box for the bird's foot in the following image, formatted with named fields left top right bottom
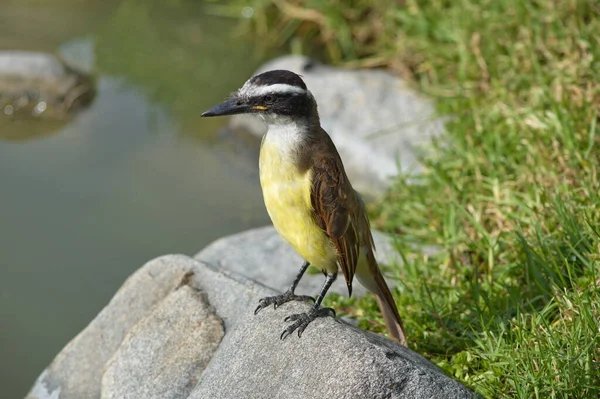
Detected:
left=280, top=306, right=336, bottom=340
left=254, top=290, right=314, bottom=315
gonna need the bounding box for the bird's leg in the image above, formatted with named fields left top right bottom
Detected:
left=280, top=272, right=337, bottom=340
left=254, top=261, right=315, bottom=315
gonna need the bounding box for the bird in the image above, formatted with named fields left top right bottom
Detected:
left=201, top=69, right=407, bottom=345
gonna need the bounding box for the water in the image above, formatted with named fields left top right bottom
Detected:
left=0, top=1, right=271, bottom=396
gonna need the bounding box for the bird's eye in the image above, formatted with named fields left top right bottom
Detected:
left=263, top=95, right=274, bottom=104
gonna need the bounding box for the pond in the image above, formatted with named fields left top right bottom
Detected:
left=0, top=1, right=271, bottom=396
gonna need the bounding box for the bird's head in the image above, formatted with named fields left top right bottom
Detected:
left=201, top=70, right=317, bottom=125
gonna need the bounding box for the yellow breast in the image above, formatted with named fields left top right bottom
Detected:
left=259, top=140, right=338, bottom=273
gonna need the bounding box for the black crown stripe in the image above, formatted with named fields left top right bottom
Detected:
left=250, top=70, right=307, bottom=91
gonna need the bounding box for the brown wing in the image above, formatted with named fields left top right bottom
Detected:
left=311, top=151, right=360, bottom=297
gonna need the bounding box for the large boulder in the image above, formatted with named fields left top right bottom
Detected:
left=230, top=55, right=445, bottom=196
left=26, top=254, right=474, bottom=399
left=195, top=225, right=404, bottom=298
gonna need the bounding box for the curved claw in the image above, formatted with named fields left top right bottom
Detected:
left=297, top=323, right=309, bottom=338
left=323, top=307, right=336, bottom=317
left=280, top=329, right=292, bottom=340
left=280, top=307, right=336, bottom=340
left=284, top=313, right=301, bottom=322
left=254, top=291, right=315, bottom=315
left=254, top=304, right=265, bottom=315
left=254, top=298, right=273, bottom=315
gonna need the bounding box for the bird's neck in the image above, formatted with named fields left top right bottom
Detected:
left=261, top=114, right=320, bottom=158
left=264, top=119, right=307, bottom=150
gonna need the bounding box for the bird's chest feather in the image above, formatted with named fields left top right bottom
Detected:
left=259, top=140, right=314, bottom=233
left=259, top=130, right=337, bottom=269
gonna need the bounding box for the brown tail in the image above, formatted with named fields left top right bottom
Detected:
left=356, top=250, right=408, bottom=346
left=354, top=192, right=407, bottom=345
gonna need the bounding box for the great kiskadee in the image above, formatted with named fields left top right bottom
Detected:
left=202, top=70, right=407, bottom=345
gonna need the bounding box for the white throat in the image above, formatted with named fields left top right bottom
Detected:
left=260, top=115, right=308, bottom=154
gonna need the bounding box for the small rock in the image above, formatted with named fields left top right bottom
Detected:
left=0, top=51, right=68, bottom=80
left=58, top=37, right=96, bottom=76
left=230, top=55, right=445, bottom=196
left=0, top=51, right=95, bottom=121
left=194, top=225, right=402, bottom=298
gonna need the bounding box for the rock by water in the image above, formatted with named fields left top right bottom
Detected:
left=26, top=254, right=473, bottom=399
left=0, top=51, right=95, bottom=122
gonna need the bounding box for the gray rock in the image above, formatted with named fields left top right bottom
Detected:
left=0, top=51, right=94, bottom=120
left=25, top=257, right=196, bottom=399
left=230, top=55, right=445, bottom=196
left=0, top=51, right=68, bottom=80
left=58, top=37, right=96, bottom=75
left=27, top=254, right=474, bottom=399
left=188, top=255, right=474, bottom=399
left=194, top=225, right=402, bottom=298
left=101, top=284, right=223, bottom=399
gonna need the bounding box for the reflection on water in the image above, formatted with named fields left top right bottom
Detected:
left=94, top=0, right=259, bottom=136
left=0, top=1, right=270, bottom=396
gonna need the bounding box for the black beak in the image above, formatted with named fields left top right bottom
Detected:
left=201, top=98, right=249, bottom=117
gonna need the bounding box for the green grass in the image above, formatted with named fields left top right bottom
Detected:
left=213, top=0, right=600, bottom=397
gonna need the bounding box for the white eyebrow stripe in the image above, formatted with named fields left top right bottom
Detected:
left=242, top=83, right=306, bottom=97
